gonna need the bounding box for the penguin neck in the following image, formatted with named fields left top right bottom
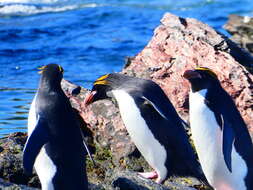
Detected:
left=190, top=79, right=220, bottom=93
left=39, top=77, right=62, bottom=93
left=191, top=84, right=207, bottom=93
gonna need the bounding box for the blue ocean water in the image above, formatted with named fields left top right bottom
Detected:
left=0, top=0, right=253, bottom=137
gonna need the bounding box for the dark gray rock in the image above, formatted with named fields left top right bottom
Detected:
left=224, top=14, right=253, bottom=55
left=0, top=132, right=39, bottom=187
left=110, top=170, right=198, bottom=190
left=0, top=178, right=39, bottom=190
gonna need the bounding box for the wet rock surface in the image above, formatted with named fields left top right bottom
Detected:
left=1, top=12, right=253, bottom=189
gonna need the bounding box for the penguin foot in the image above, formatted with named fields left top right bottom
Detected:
left=155, top=176, right=163, bottom=184
left=138, top=171, right=158, bottom=179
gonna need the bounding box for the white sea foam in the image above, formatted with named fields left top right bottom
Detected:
left=0, top=0, right=59, bottom=4
left=0, top=3, right=98, bottom=15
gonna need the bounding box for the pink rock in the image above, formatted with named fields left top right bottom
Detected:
left=123, top=13, right=253, bottom=134
left=62, top=81, right=136, bottom=161
left=63, top=13, right=253, bottom=161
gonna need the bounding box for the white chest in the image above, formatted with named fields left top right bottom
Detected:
left=189, top=89, right=247, bottom=190
left=27, top=94, right=37, bottom=136
left=34, top=147, right=56, bottom=190
left=112, top=90, right=167, bottom=179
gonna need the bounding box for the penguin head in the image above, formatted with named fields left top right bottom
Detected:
left=84, top=73, right=137, bottom=105
left=38, top=63, right=64, bottom=89
left=183, top=67, right=219, bottom=92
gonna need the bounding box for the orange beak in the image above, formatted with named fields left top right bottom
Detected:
left=84, top=91, right=97, bottom=105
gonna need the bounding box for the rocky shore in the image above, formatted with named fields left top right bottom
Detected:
left=1, top=12, right=253, bottom=189
left=224, top=14, right=253, bottom=56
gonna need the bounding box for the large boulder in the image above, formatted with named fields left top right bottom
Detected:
left=72, top=13, right=253, bottom=161
left=64, top=12, right=253, bottom=189
left=122, top=13, right=253, bottom=132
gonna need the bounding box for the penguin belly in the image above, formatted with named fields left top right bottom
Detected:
left=27, top=94, right=37, bottom=136
left=34, top=147, right=56, bottom=190
left=112, top=90, right=167, bottom=181
left=189, top=90, right=247, bottom=190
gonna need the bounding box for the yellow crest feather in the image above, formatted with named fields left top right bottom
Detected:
left=94, top=80, right=108, bottom=85
left=195, top=67, right=217, bottom=79
left=94, top=74, right=109, bottom=85
left=38, top=65, right=47, bottom=70
left=58, top=65, right=63, bottom=73
left=38, top=65, right=46, bottom=74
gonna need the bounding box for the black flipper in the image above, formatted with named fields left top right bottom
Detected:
left=205, top=98, right=235, bottom=172
left=222, top=116, right=235, bottom=173
left=23, top=116, right=49, bottom=175
left=141, top=96, right=167, bottom=119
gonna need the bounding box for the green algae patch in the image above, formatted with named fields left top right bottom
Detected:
left=86, top=144, right=115, bottom=183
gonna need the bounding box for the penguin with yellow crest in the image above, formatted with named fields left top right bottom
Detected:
left=23, top=64, right=88, bottom=190
left=85, top=73, right=207, bottom=184
left=184, top=67, right=253, bottom=190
